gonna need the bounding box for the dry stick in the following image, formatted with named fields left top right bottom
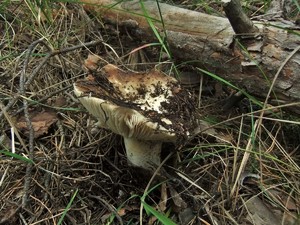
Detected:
left=52, top=119, right=66, bottom=205
left=20, top=39, right=42, bottom=208
left=19, top=213, right=29, bottom=225
left=231, top=115, right=243, bottom=205
left=222, top=0, right=259, bottom=34
left=0, top=38, right=50, bottom=122
left=0, top=39, right=104, bottom=120
left=18, top=39, right=104, bottom=208
left=0, top=102, right=28, bottom=151
left=42, top=163, right=54, bottom=202
left=230, top=120, right=258, bottom=197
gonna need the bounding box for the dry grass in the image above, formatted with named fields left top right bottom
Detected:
left=0, top=1, right=299, bottom=225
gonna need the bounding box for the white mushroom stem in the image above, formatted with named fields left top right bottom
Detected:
left=123, top=138, right=162, bottom=171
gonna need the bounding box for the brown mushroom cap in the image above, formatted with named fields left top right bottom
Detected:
left=75, top=58, right=197, bottom=141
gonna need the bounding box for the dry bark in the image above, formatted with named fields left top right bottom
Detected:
left=82, top=0, right=300, bottom=113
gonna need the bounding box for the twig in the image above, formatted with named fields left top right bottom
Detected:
left=19, top=213, right=28, bottom=225
left=0, top=39, right=103, bottom=120
left=230, top=120, right=258, bottom=197
left=42, top=163, right=53, bottom=202
left=21, top=39, right=39, bottom=208
left=222, top=0, right=259, bottom=34
left=0, top=102, right=28, bottom=151
left=18, top=39, right=104, bottom=208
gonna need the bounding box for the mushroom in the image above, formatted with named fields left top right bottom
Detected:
left=74, top=55, right=197, bottom=171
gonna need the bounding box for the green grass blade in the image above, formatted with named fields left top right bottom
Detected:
left=0, top=150, right=34, bottom=164
left=139, top=0, right=171, bottom=59
left=292, top=0, right=300, bottom=11
left=106, top=194, right=140, bottom=224
left=142, top=201, right=177, bottom=225
left=197, top=67, right=263, bottom=108
left=139, top=182, right=176, bottom=225
left=57, top=189, right=79, bottom=225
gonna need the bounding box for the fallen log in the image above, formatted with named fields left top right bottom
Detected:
left=82, top=0, right=300, bottom=113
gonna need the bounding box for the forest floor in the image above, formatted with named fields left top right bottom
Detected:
left=0, top=1, right=299, bottom=224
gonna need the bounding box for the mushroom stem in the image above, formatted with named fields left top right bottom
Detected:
left=123, top=138, right=162, bottom=171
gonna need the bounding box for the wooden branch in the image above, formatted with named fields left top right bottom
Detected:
left=82, top=0, right=300, bottom=113
left=222, top=0, right=259, bottom=34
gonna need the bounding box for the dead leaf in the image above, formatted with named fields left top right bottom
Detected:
left=179, top=208, right=195, bottom=225
left=194, top=120, right=233, bottom=144
left=169, top=185, right=187, bottom=212
left=148, top=216, right=157, bottom=225
left=0, top=133, right=11, bottom=149
left=117, top=208, right=126, bottom=217
left=101, top=205, right=138, bottom=224
left=282, top=211, right=299, bottom=225
left=84, top=54, right=101, bottom=71
left=158, top=183, right=167, bottom=212
left=245, top=196, right=281, bottom=225
left=265, top=189, right=298, bottom=211
left=47, top=96, right=67, bottom=108
left=16, top=110, right=58, bottom=138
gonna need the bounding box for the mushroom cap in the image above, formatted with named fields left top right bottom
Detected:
left=73, top=88, right=176, bottom=141
left=74, top=55, right=197, bottom=142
